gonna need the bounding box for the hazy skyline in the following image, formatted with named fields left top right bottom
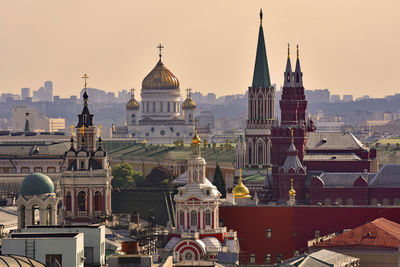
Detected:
left=0, top=0, right=399, bottom=99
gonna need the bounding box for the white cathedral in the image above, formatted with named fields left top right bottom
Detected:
left=113, top=45, right=196, bottom=144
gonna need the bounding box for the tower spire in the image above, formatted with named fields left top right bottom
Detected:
left=284, top=43, right=293, bottom=87
left=252, top=10, right=271, bottom=88
left=157, top=43, right=164, bottom=59
left=294, top=44, right=303, bottom=87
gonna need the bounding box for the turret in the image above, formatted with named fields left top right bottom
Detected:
left=182, top=88, right=196, bottom=124
left=283, top=44, right=293, bottom=88
left=294, top=45, right=303, bottom=88
left=126, top=88, right=140, bottom=125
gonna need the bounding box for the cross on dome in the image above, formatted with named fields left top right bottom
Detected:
left=82, top=73, right=89, bottom=91
left=157, top=43, right=164, bottom=59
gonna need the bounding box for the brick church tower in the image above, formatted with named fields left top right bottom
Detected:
left=245, top=9, right=275, bottom=168
left=60, top=74, right=113, bottom=223
left=269, top=46, right=315, bottom=203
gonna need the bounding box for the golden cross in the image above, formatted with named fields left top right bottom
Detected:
left=98, top=124, right=102, bottom=137
left=239, top=168, right=242, bottom=178
left=297, top=44, right=299, bottom=59
left=130, top=88, right=135, bottom=97
left=81, top=125, right=85, bottom=135
left=290, top=129, right=294, bottom=137
left=291, top=178, right=294, bottom=189
left=70, top=124, right=74, bottom=136
left=82, top=73, right=89, bottom=90
left=287, top=43, right=290, bottom=59
left=194, top=118, right=198, bottom=128
left=157, top=43, right=164, bottom=58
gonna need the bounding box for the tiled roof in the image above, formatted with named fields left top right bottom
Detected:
left=369, top=164, right=400, bottom=187
left=314, top=218, right=400, bottom=249
left=304, top=153, right=361, bottom=161
left=317, top=172, right=375, bottom=188
left=306, top=132, right=365, bottom=151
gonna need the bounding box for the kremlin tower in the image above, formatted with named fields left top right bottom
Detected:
left=245, top=9, right=275, bottom=168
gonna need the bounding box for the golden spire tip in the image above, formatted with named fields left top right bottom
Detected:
left=297, top=44, right=299, bottom=59
left=287, top=43, right=290, bottom=59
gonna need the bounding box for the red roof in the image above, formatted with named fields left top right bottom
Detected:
left=314, top=217, right=400, bottom=249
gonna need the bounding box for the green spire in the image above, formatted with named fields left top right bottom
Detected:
left=252, top=9, right=271, bottom=88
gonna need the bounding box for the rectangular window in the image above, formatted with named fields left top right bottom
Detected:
left=34, top=167, right=42, bottom=173
left=266, top=228, right=272, bottom=239
left=265, top=253, right=271, bottom=264
left=276, top=254, right=282, bottom=264
left=21, top=167, right=30, bottom=173
left=249, top=254, right=256, bottom=264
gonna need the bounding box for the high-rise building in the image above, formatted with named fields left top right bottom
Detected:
left=343, top=94, right=353, bottom=102
left=21, top=88, right=30, bottom=100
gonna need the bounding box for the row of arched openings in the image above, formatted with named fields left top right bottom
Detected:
left=64, top=191, right=103, bottom=212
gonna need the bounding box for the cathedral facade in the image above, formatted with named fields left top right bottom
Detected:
left=119, top=47, right=196, bottom=144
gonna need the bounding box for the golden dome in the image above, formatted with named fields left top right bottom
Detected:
left=289, top=179, right=296, bottom=196
left=182, top=97, right=197, bottom=110
left=192, top=128, right=201, bottom=145
left=233, top=170, right=251, bottom=199
left=126, top=97, right=140, bottom=110
left=142, top=59, right=180, bottom=90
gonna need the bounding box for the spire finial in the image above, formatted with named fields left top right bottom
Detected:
left=157, top=43, right=164, bottom=59
left=81, top=125, right=85, bottom=136
left=70, top=124, right=74, bottom=136
left=287, top=43, right=290, bottom=59
left=82, top=73, right=89, bottom=92
left=130, top=88, right=135, bottom=98
left=259, top=8, right=263, bottom=25
left=297, top=44, right=299, bottom=60
left=239, top=168, right=242, bottom=180
left=98, top=124, right=102, bottom=137
left=290, top=128, right=294, bottom=142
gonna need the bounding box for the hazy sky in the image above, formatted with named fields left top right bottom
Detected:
left=0, top=0, right=399, bottom=99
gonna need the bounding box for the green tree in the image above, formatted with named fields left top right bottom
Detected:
left=111, top=163, right=143, bottom=190
left=145, top=166, right=175, bottom=186
left=212, top=164, right=226, bottom=198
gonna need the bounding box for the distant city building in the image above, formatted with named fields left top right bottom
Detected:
left=33, top=81, right=53, bottom=102
left=1, top=93, right=20, bottom=101
left=12, top=105, right=65, bottom=132
left=197, top=110, right=215, bottom=129
left=21, top=88, right=30, bottom=100
left=343, top=94, right=353, bottom=102
left=305, top=89, right=330, bottom=103
left=206, top=93, right=216, bottom=105
left=330, top=94, right=341, bottom=102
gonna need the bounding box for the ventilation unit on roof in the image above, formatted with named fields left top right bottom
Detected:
left=322, top=138, right=327, bottom=143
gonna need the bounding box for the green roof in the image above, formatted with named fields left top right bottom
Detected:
left=20, top=173, right=54, bottom=195
left=252, top=24, right=271, bottom=88
left=243, top=173, right=265, bottom=183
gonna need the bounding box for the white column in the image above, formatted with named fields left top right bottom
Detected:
left=39, top=208, right=46, bottom=225
left=26, top=208, right=32, bottom=227
left=105, top=186, right=109, bottom=214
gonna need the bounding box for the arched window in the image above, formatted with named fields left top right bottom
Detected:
left=189, top=113, right=192, bottom=123
left=258, top=143, right=264, bottom=165
left=65, top=191, right=72, bottom=211
left=371, top=198, right=378, bottom=205
left=20, top=205, right=26, bottom=228
left=152, top=102, right=155, bottom=112
left=32, top=204, right=40, bottom=225
left=168, top=102, right=170, bottom=112
left=179, top=210, right=184, bottom=227
left=346, top=198, right=353, bottom=205
left=382, top=198, right=390, bottom=206
left=394, top=198, right=400, bottom=206
left=335, top=198, right=342, bottom=205
left=46, top=205, right=52, bottom=225
left=160, top=102, right=163, bottom=112
left=146, top=102, right=149, bottom=112
left=94, top=191, right=102, bottom=211
left=324, top=198, right=331, bottom=206
left=78, top=191, right=87, bottom=211
left=190, top=210, right=197, bottom=227
left=205, top=210, right=211, bottom=226
left=131, top=114, right=136, bottom=123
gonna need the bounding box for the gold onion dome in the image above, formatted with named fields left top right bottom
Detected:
left=142, top=59, right=180, bottom=90
left=233, top=170, right=251, bottom=199
left=192, top=129, right=201, bottom=145
left=182, top=97, right=197, bottom=110
left=126, top=97, right=140, bottom=110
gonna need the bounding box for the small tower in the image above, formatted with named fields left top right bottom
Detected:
left=232, top=169, right=251, bottom=201
left=182, top=88, right=196, bottom=124
left=287, top=179, right=296, bottom=206
left=126, top=88, right=140, bottom=125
